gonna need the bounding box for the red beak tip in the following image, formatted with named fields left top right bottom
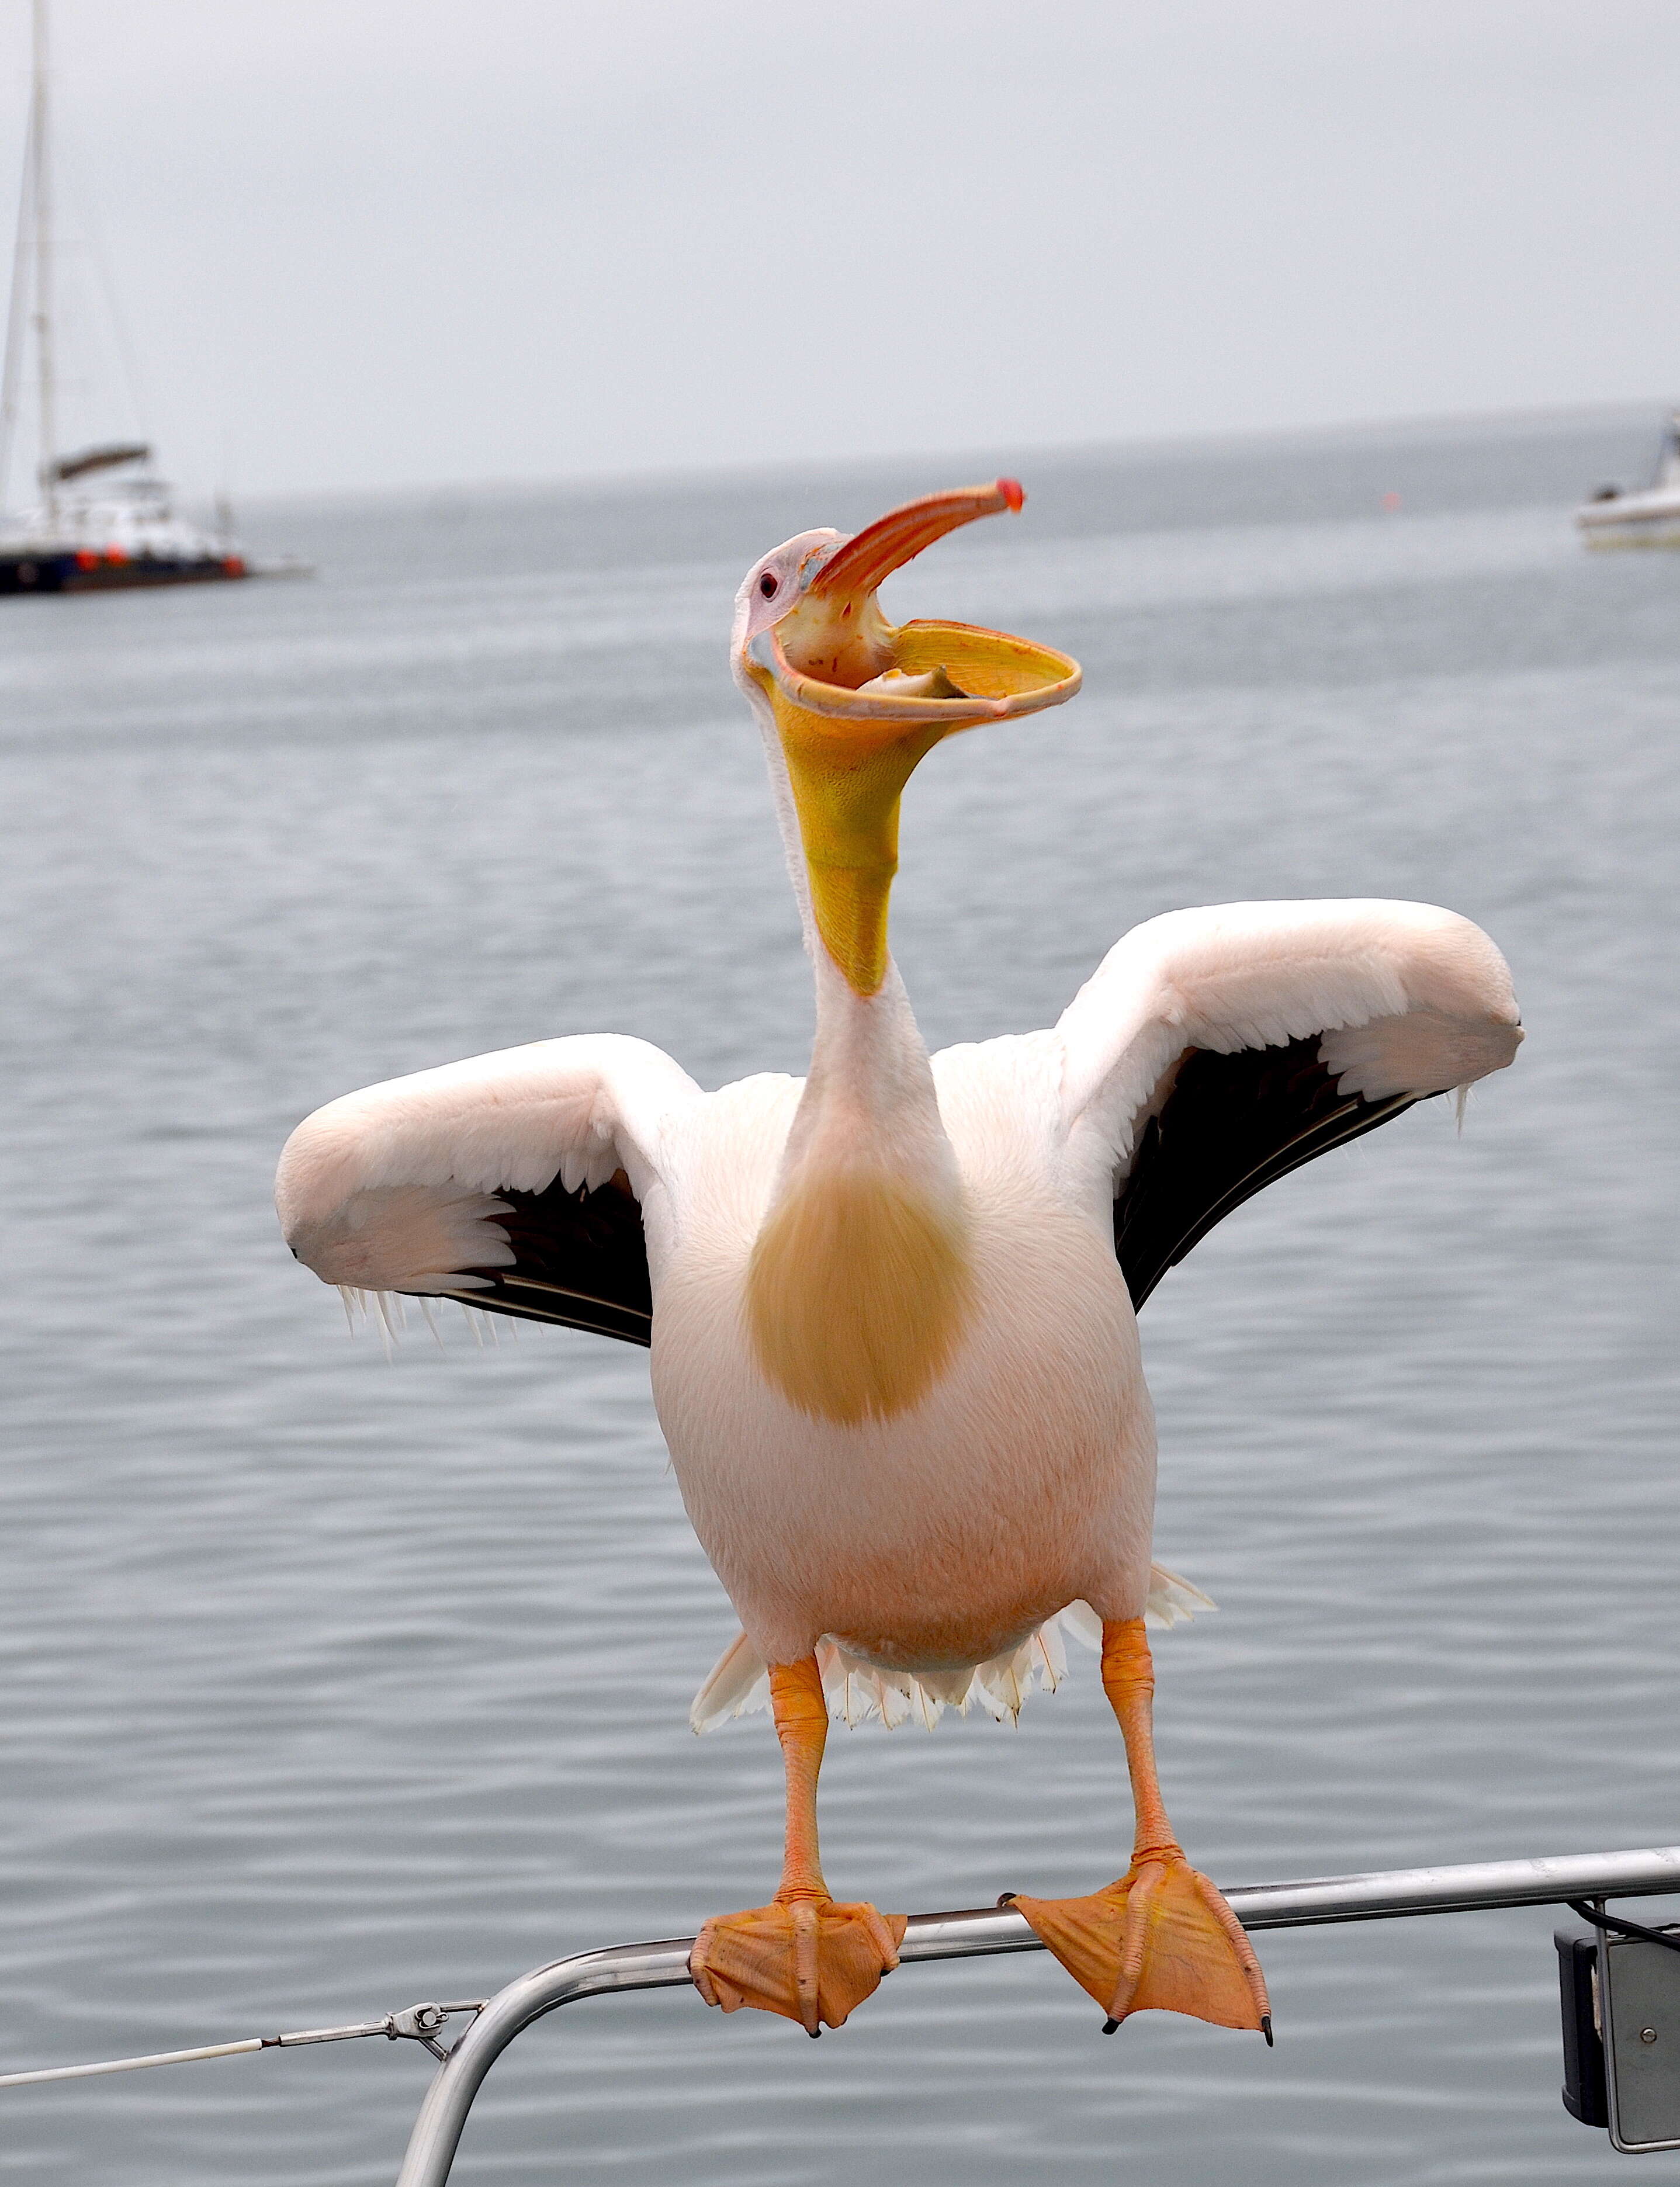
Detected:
left=998, top=477, right=1025, bottom=512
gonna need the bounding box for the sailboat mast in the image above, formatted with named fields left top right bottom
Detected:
left=30, top=0, right=56, bottom=522
left=0, top=77, right=34, bottom=517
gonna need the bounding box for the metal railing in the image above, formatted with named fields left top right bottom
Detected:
left=5, top=1843, right=1679, bottom=2181
left=394, top=1843, right=1680, bottom=2187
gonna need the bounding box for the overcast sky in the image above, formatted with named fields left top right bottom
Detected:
left=2, top=0, right=1676, bottom=498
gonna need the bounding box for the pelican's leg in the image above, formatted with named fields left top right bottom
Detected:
left=1013, top=1618, right=1271, bottom=2039
left=689, top=1655, right=906, bottom=2035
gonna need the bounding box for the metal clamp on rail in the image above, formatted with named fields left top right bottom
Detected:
left=1557, top=1902, right=1680, bottom=2155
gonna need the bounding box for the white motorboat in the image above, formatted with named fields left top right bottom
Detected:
left=1575, top=411, right=1680, bottom=548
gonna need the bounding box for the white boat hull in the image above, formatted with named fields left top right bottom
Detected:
left=1575, top=486, right=1680, bottom=547
left=1576, top=412, right=1680, bottom=546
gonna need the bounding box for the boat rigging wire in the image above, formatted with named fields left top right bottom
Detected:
left=0, top=2001, right=486, bottom=2089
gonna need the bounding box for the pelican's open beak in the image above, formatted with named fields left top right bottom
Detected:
left=746, top=480, right=1081, bottom=996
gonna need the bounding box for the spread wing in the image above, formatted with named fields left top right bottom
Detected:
left=1054, top=900, right=1523, bottom=1309
left=275, top=1034, right=701, bottom=1344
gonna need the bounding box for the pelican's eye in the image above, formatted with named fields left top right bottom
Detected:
left=758, top=571, right=778, bottom=599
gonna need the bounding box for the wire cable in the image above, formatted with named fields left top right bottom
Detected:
left=0, top=2002, right=485, bottom=2091
left=1567, top=1898, right=1680, bottom=1959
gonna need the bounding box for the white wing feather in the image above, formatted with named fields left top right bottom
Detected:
left=1054, top=899, right=1522, bottom=1193
left=276, top=1032, right=700, bottom=1295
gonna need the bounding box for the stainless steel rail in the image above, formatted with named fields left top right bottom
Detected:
left=394, top=1843, right=1680, bottom=2187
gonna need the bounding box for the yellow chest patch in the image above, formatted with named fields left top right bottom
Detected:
left=744, top=1167, right=976, bottom=1426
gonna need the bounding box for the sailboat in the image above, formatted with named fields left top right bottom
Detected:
left=1575, top=411, right=1680, bottom=548
left=0, top=0, right=250, bottom=594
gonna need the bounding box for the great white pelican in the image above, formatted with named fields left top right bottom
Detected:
left=276, top=480, right=1522, bottom=2042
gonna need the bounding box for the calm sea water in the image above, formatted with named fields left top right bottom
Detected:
left=1, top=413, right=1676, bottom=2186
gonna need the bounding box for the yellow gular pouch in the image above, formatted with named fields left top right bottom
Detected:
left=771, top=706, right=944, bottom=999
left=744, top=1167, right=976, bottom=1426
left=757, top=617, right=1081, bottom=999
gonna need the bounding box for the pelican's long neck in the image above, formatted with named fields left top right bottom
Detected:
left=785, top=944, right=956, bottom=1198
left=744, top=729, right=975, bottom=1427
left=753, top=699, right=958, bottom=1200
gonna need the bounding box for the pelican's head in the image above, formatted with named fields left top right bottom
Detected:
left=732, top=481, right=1080, bottom=997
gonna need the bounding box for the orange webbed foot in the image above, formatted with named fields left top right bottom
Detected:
left=690, top=1894, right=907, bottom=2035
left=1014, top=1849, right=1270, bottom=2039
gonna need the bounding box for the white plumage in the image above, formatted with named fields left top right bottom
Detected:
left=690, top=1565, right=1217, bottom=1734
left=279, top=895, right=1519, bottom=1722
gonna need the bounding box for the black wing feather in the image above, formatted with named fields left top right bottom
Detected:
left=389, top=1038, right=1422, bottom=1339
left=415, top=1173, right=653, bottom=1346
left=1115, top=1034, right=1423, bottom=1311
